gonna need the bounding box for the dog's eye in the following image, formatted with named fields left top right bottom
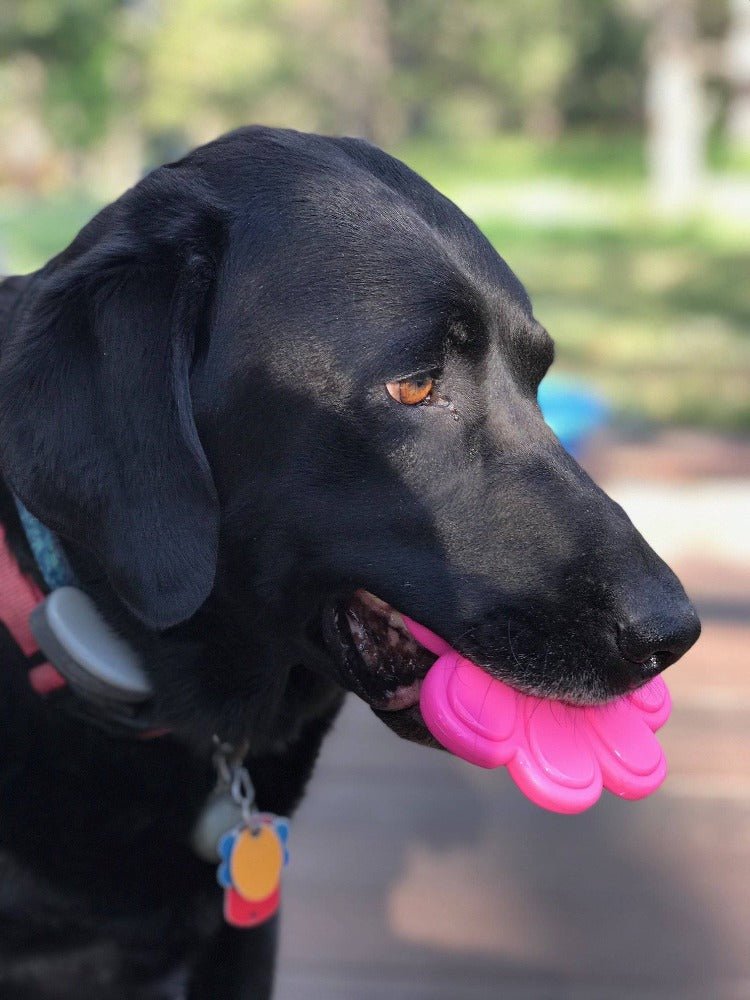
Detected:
left=385, top=376, right=434, bottom=406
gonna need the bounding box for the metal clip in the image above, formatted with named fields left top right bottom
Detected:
left=212, top=737, right=256, bottom=826
left=191, top=738, right=255, bottom=861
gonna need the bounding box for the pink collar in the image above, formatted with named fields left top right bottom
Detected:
left=0, top=525, right=67, bottom=696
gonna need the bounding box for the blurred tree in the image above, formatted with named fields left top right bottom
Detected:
left=0, top=0, right=742, bottom=192
left=645, top=0, right=707, bottom=214
left=140, top=0, right=660, bottom=149
left=387, top=0, right=575, bottom=139
left=560, top=0, right=647, bottom=127
left=141, top=0, right=400, bottom=152
left=386, top=0, right=664, bottom=142
left=0, top=0, right=123, bottom=150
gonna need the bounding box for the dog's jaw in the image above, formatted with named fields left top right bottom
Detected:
left=320, top=590, right=435, bottom=717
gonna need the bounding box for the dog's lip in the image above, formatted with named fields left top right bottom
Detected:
left=399, top=608, right=635, bottom=708
left=323, top=590, right=436, bottom=712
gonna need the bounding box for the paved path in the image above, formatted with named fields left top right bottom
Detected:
left=275, top=430, right=750, bottom=999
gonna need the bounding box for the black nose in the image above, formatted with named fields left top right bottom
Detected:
left=617, top=599, right=701, bottom=678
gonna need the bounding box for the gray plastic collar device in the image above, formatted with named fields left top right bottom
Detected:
left=29, top=586, right=153, bottom=704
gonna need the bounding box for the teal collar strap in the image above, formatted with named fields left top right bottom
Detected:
left=13, top=497, right=77, bottom=591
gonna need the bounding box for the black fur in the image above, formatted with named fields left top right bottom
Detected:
left=0, top=127, right=700, bottom=997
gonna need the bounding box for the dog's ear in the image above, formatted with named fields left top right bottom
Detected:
left=0, top=168, right=225, bottom=629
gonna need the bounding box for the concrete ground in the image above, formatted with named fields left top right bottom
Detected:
left=275, top=429, right=750, bottom=1000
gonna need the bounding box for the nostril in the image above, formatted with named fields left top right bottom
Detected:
left=636, top=651, right=676, bottom=679
left=617, top=630, right=679, bottom=670
left=617, top=605, right=701, bottom=673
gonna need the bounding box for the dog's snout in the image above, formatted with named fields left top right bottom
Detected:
left=616, top=598, right=701, bottom=678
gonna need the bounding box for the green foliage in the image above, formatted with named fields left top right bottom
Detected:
left=0, top=0, right=667, bottom=153
left=560, top=0, right=647, bottom=126
left=140, top=0, right=402, bottom=149
left=0, top=0, right=124, bottom=148
left=386, top=0, right=574, bottom=137
left=396, top=132, right=647, bottom=186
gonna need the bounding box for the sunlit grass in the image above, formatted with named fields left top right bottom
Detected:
left=475, top=219, right=749, bottom=429
left=395, top=131, right=648, bottom=185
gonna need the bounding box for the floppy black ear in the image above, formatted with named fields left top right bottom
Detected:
left=0, top=168, right=225, bottom=629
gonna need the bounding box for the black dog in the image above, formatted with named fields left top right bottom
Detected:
left=0, top=127, right=700, bottom=998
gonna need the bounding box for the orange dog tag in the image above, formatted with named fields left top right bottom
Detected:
left=217, top=817, right=289, bottom=928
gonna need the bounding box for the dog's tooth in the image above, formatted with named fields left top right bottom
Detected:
left=346, top=608, right=381, bottom=670
left=388, top=609, right=406, bottom=631
left=345, top=610, right=367, bottom=646
left=376, top=680, right=423, bottom=712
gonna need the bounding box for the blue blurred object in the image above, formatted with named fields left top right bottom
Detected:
left=537, top=375, right=609, bottom=457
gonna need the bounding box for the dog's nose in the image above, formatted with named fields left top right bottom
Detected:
left=617, top=598, right=701, bottom=678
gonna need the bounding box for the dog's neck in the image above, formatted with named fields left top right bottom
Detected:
left=0, top=470, right=342, bottom=756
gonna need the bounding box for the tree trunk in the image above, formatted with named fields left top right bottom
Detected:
left=645, top=0, right=707, bottom=216
left=725, top=0, right=750, bottom=149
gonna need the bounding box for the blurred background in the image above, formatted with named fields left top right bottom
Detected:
left=1, top=1, right=748, bottom=997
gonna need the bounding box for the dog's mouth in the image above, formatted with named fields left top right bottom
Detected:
left=322, top=590, right=437, bottom=715
left=318, top=588, right=644, bottom=749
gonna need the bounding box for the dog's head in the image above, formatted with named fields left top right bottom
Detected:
left=0, top=127, right=700, bottom=745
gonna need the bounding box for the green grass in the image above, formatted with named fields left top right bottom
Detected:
left=2, top=133, right=748, bottom=429
left=0, top=193, right=102, bottom=275
left=396, top=131, right=649, bottom=187
left=485, top=219, right=750, bottom=429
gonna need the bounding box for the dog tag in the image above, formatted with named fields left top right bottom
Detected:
left=217, top=818, right=290, bottom=928
left=207, top=744, right=290, bottom=929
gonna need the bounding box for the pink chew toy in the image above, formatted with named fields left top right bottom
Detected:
left=404, top=618, right=671, bottom=815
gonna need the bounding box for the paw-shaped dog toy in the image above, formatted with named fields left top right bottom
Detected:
left=405, top=618, right=671, bottom=815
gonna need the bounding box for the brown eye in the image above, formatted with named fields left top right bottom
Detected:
left=386, top=376, right=434, bottom=406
